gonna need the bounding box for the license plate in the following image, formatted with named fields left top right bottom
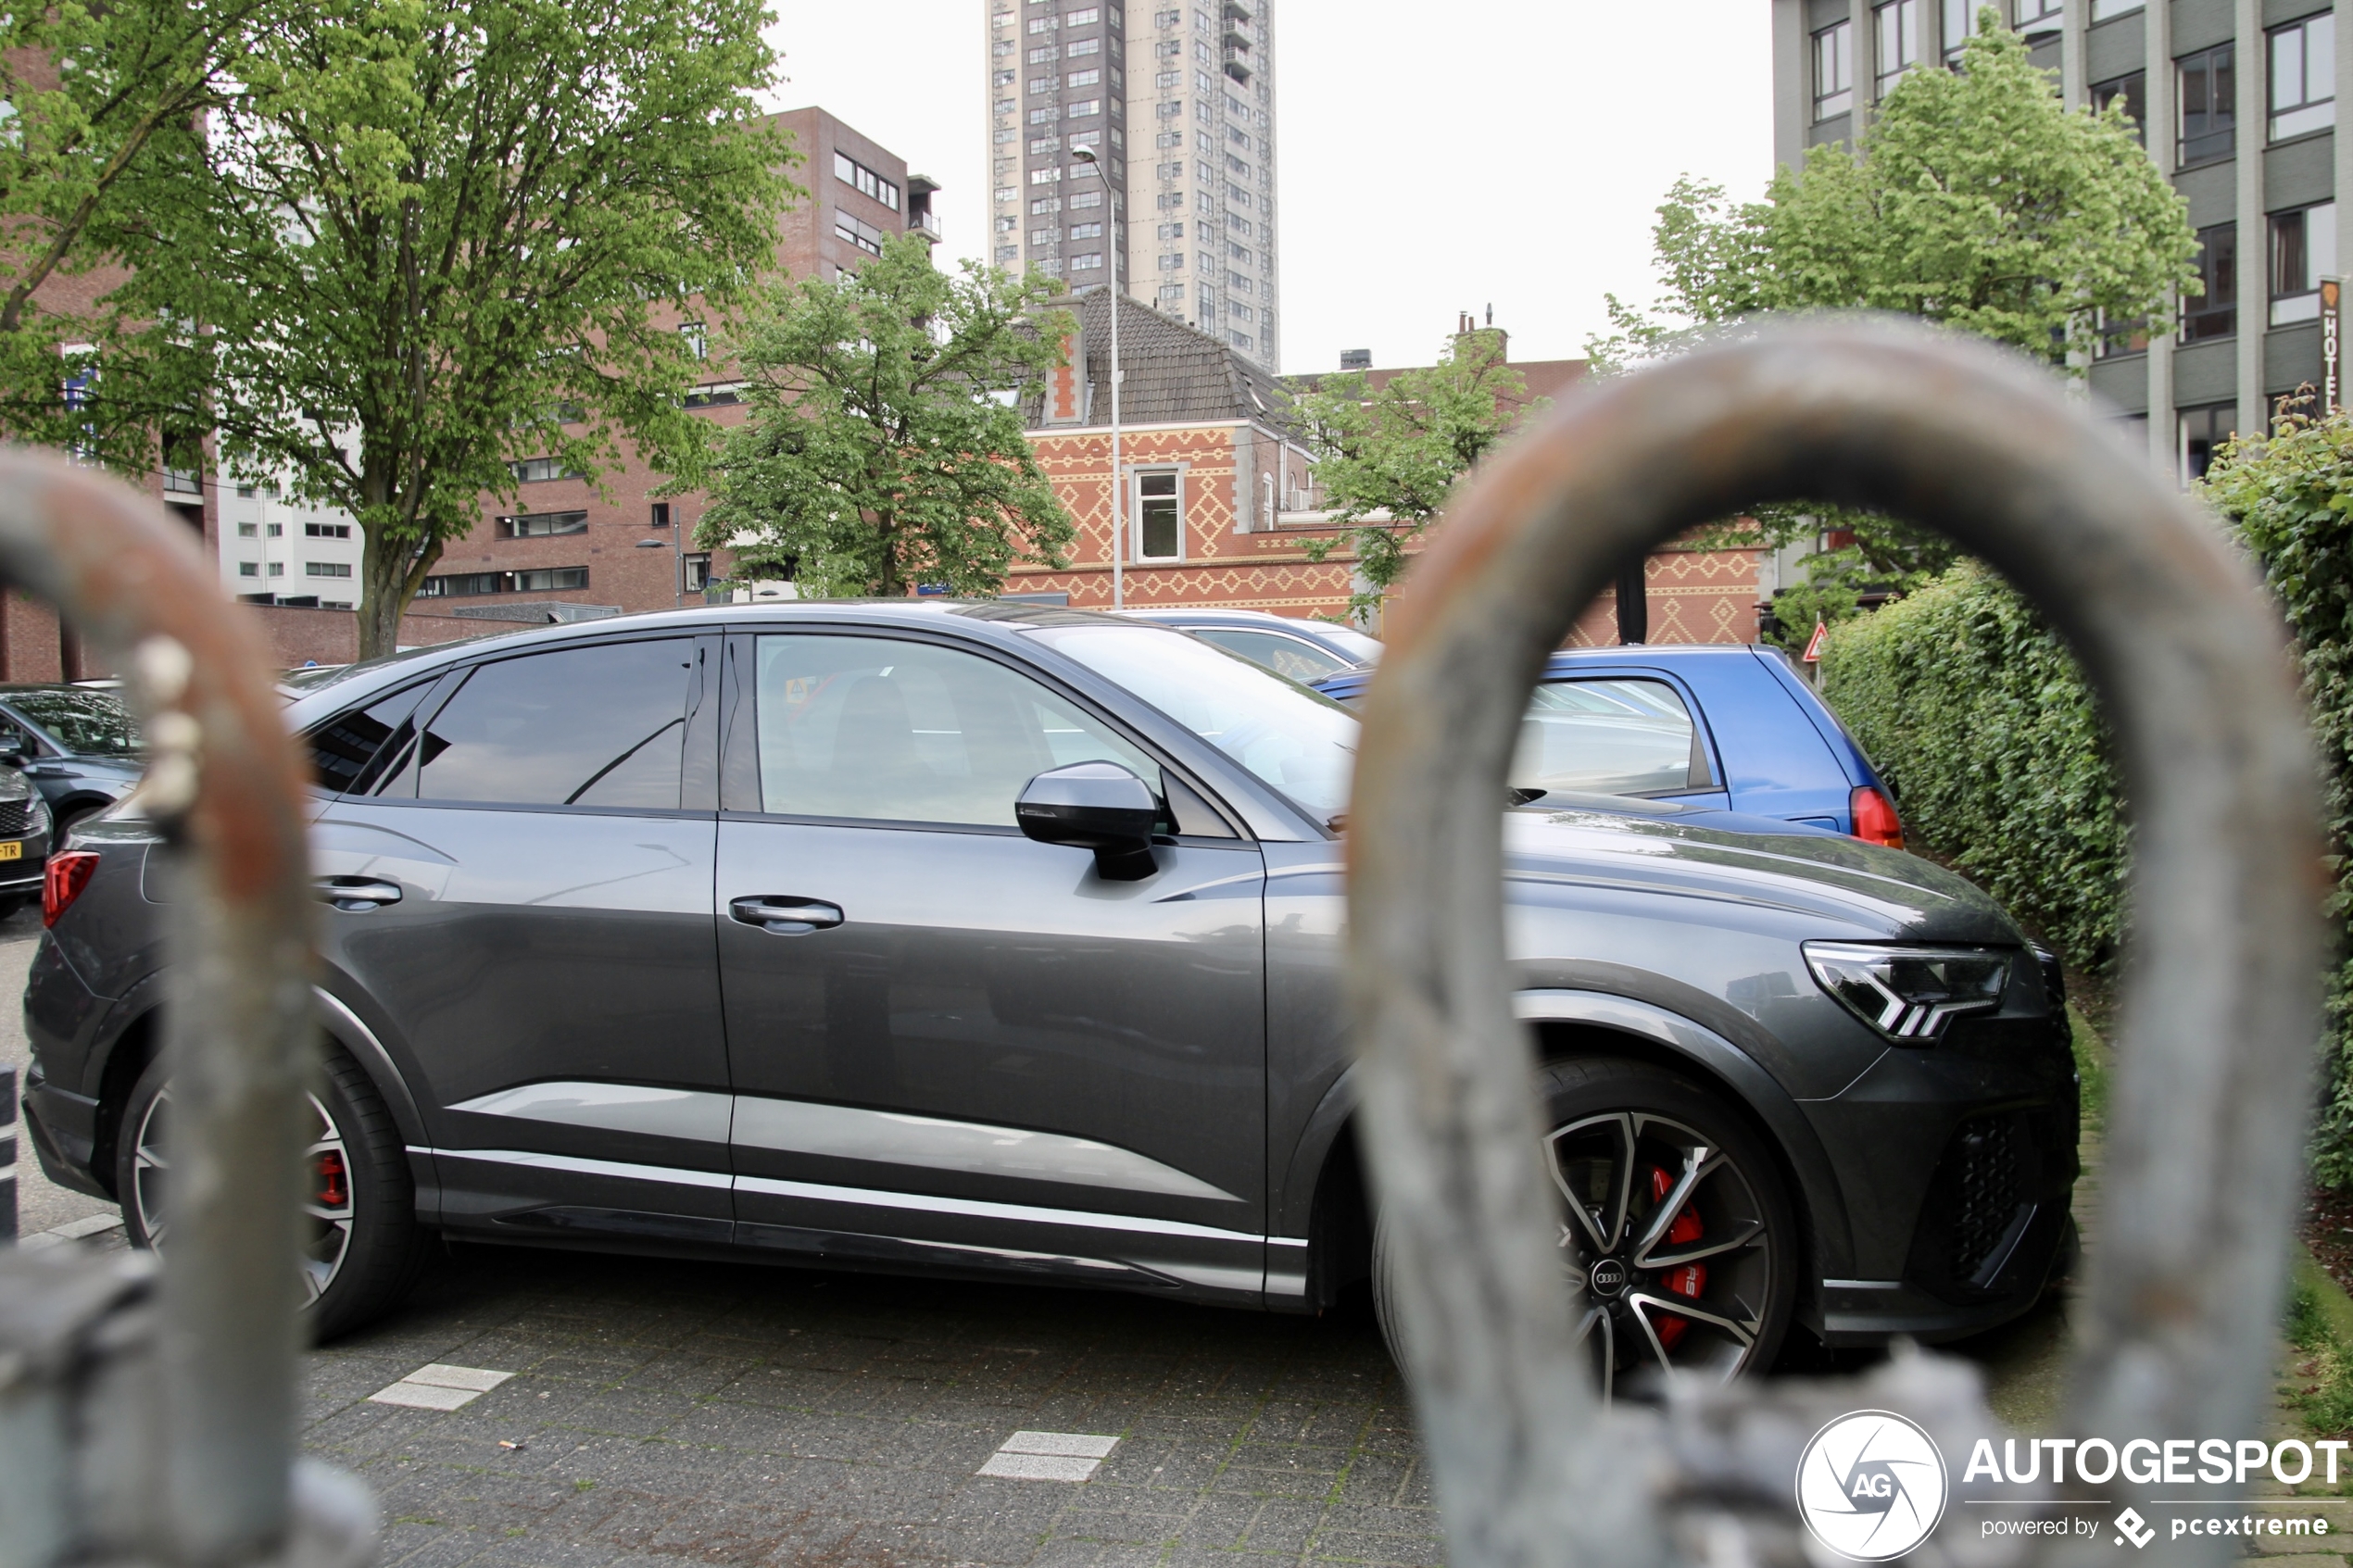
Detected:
left=0, top=841, right=25, bottom=861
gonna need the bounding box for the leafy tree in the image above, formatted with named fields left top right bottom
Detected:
left=696, top=234, right=1076, bottom=599
left=0, top=0, right=265, bottom=469
left=142, top=0, right=796, bottom=657
left=1591, top=12, right=2197, bottom=634
left=1290, top=327, right=1539, bottom=625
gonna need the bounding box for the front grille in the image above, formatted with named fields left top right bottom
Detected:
left=0, top=797, right=37, bottom=836
left=1948, top=1116, right=2022, bottom=1281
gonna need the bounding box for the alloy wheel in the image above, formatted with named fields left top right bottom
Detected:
left=1543, top=1110, right=1774, bottom=1398
left=129, top=1085, right=357, bottom=1305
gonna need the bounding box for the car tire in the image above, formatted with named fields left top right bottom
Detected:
left=1370, top=1057, right=1796, bottom=1398
left=116, top=1046, right=427, bottom=1341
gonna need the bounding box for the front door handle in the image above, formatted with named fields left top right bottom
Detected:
left=315, top=876, right=403, bottom=911
left=730, top=896, right=845, bottom=934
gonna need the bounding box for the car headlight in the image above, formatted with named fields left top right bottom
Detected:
left=1802, top=942, right=2012, bottom=1042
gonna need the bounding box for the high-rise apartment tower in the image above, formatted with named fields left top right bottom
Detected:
left=1773, top=0, right=2353, bottom=484
left=985, top=1, right=1280, bottom=370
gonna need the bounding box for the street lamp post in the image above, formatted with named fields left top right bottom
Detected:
left=1071, top=144, right=1122, bottom=609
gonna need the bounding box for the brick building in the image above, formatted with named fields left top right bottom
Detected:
left=1011, top=291, right=1768, bottom=642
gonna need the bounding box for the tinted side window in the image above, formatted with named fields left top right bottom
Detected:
left=308, top=684, right=430, bottom=795
left=1511, top=678, right=1710, bottom=798
left=751, top=634, right=1156, bottom=826
left=415, top=639, right=692, bottom=808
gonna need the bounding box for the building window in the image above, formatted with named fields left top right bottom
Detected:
left=1066, top=6, right=1099, bottom=21
left=2183, top=222, right=2237, bottom=342
left=418, top=566, right=590, bottom=598
left=1029, top=227, right=1058, bottom=246
left=1157, top=220, right=1183, bottom=239
left=996, top=214, right=1016, bottom=232
left=267, top=562, right=284, bottom=576
left=1068, top=37, right=1099, bottom=56
left=1028, top=14, right=1055, bottom=31
left=1031, top=167, right=1061, bottom=183
left=832, top=151, right=900, bottom=210
left=304, top=521, right=352, bottom=538
left=1031, top=194, right=1061, bottom=214
left=1227, top=329, right=1252, bottom=349
left=1029, top=135, right=1061, bottom=155
left=1941, top=0, right=1980, bottom=60
left=2271, top=14, right=2335, bottom=141
left=1068, top=98, right=1101, bottom=117
left=495, top=509, right=589, bottom=539
left=1158, top=283, right=1186, bottom=303
left=996, top=245, right=1020, bottom=262
left=2271, top=202, right=2337, bottom=323
left=305, top=562, right=353, bottom=578
left=1069, top=221, right=1102, bottom=239
left=1135, top=470, right=1181, bottom=559
left=1227, top=270, right=1252, bottom=293
left=2012, top=0, right=2058, bottom=30
left=685, top=553, right=712, bottom=593
left=1028, top=44, right=1053, bottom=61
left=2091, top=70, right=2146, bottom=144
left=1030, top=107, right=1059, bottom=125
left=236, top=521, right=258, bottom=537
left=835, top=209, right=886, bottom=255
left=1814, top=20, right=1854, bottom=120
left=1068, top=189, right=1101, bottom=207
left=1874, top=0, right=1922, bottom=99
left=2089, top=0, right=2142, bottom=19
left=1067, top=68, right=1100, bottom=87
left=1159, top=252, right=1184, bottom=270
left=2180, top=403, right=2235, bottom=484
left=1071, top=252, right=1103, bottom=270
left=1037, top=257, right=1063, bottom=275
left=2178, top=43, right=2236, bottom=167
left=266, top=522, right=283, bottom=537
left=238, top=561, right=258, bottom=576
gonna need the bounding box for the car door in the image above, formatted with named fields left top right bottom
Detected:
left=712, top=628, right=1270, bottom=1302
left=309, top=633, right=732, bottom=1241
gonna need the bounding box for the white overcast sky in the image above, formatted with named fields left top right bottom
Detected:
left=765, top=2, right=1776, bottom=375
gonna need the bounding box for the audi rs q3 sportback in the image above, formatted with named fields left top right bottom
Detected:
left=19, top=603, right=2074, bottom=1390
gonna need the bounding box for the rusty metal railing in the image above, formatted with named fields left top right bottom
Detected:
left=1346, top=320, right=2326, bottom=1566
left=0, top=450, right=371, bottom=1568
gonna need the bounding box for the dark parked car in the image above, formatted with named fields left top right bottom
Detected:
left=0, top=684, right=145, bottom=838
left=1119, top=607, right=1381, bottom=684
left=1314, top=645, right=1905, bottom=845
left=0, top=759, right=53, bottom=918
left=20, top=604, right=2073, bottom=1392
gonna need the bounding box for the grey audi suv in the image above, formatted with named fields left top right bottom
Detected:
left=18, top=603, right=2075, bottom=1388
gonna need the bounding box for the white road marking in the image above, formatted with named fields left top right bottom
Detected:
left=978, top=1429, right=1120, bottom=1481
left=368, top=1363, right=514, bottom=1410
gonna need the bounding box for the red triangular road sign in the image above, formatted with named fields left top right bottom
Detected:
left=1801, top=618, right=1829, bottom=663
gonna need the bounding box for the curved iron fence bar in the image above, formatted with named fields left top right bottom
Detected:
left=0, top=449, right=315, bottom=1567
left=1344, top=320, right=2327, bottom=1567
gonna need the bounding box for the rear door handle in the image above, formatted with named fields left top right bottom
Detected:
left=730, top=897, right=845, bottom=934
left=315, top=876, right=403, bottom=911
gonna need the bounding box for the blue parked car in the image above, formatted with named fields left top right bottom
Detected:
left=1313, top=644, right=1905, bottom=846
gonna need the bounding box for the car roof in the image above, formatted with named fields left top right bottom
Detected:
left=282, top=600, right=1195, bottom=714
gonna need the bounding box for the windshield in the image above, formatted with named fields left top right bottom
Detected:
left=1034, top=624, right=1358, bottom=821
left=7, top=689, right=141, bottom=756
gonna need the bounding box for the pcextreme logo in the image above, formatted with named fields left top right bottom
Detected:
left=1795, top=1410, right=1950, bottom=1562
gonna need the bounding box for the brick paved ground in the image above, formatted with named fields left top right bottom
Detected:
left=302, top=1244, right=1435, bottom=1568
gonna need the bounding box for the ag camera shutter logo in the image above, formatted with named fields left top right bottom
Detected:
left=1795, top=1410, right=1949, bottom=1561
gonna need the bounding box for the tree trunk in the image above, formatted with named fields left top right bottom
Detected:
left=356, top=525, right=414, bottom=662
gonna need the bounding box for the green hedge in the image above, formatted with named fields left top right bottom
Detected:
left=1821, top=564, right=2127, bottom=972
left=1823, top=411, right=2353, bottom=1182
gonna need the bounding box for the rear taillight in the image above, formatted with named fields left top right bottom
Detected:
left=43, top=850, right=98, bottom=928
left=1850, top=786, right=1905, bottom=850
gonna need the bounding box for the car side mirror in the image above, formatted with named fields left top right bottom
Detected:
left=1016, top=761, right=1161, bottom=881
left=0, top=742, right=27, bottom=769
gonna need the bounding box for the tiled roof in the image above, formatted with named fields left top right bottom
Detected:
left=1023, top=287, right=1295, bottom=433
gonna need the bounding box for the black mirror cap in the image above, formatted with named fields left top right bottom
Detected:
left=1017, top=761, right=1160, bottom=880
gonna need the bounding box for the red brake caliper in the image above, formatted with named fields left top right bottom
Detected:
left=316, top=1149, right=349, bottom=1210
left=1646, top=1165, right=1705, bottom=1349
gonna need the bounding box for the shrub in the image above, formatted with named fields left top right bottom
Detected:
left=1821, top=565, right=2127, bottom=972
